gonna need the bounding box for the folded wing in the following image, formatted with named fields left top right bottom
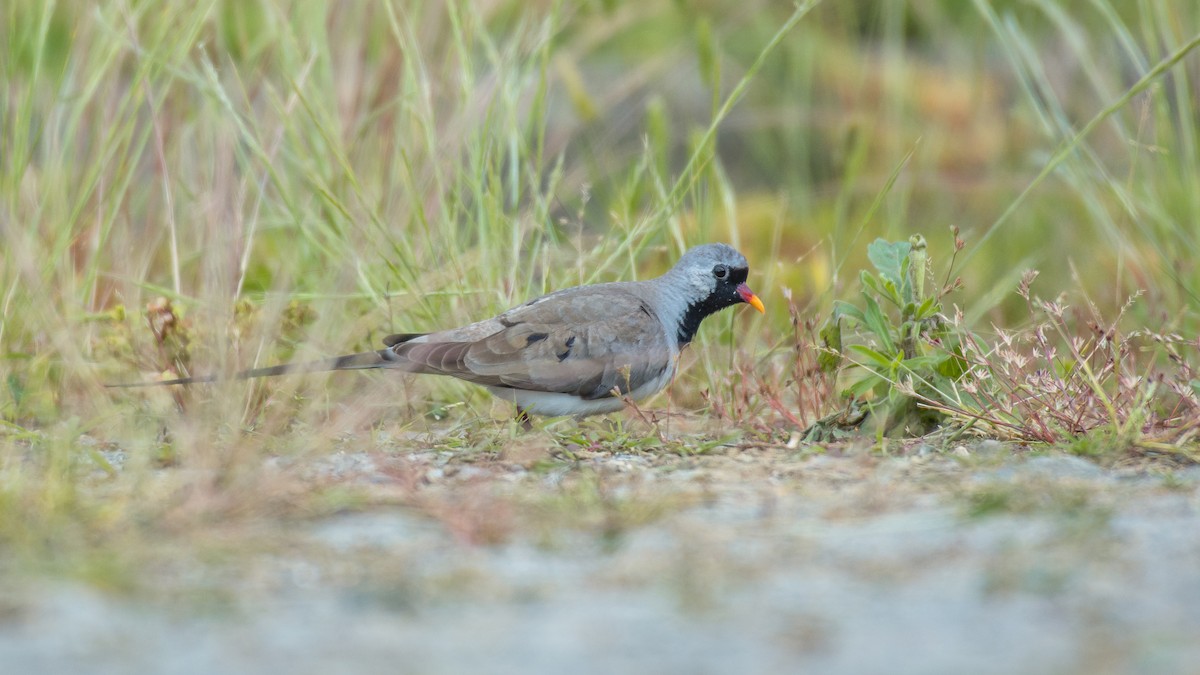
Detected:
left=386, top=287, right=671, bottom=400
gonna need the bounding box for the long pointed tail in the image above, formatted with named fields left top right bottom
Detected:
left=107, top=350, right=396, bottom=388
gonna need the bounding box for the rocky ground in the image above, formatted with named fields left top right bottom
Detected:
left=1, top=437, right=1198, bottom=675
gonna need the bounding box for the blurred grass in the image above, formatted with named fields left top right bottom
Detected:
left=0, top=0, right=1198, bottom=584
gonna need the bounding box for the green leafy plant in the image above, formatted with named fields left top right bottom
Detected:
left=817, top=237, right=1200, bottom=453
left=818, top=233, right=968, bottom=437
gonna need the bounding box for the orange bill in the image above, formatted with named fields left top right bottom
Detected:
left=736, top=283, right=765, bottom=313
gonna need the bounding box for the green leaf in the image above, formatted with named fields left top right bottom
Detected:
left=861, top=268, right=904, bottom=309
left=867, top=238, right=911, bottom=287
left=859, top=269, right=884, bottom=298
left=898, top=355, right=942, bottom=374
left=818, top=316, right=843, bottom=373
left=847, top=373, right=883, bottom=398
left=831, top=300, right=868, bottom=326
left=936, top=348, right=969, bottom=379
left=881, top=277, right=904, bottom=308
left=913, top=296, right=940, bottom=320
left=847, top=344, right=897, bottom=371
left=861, top=293, right=897, bottom=353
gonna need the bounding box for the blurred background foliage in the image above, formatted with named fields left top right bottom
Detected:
left=2, top=0, right=1199, bottom=426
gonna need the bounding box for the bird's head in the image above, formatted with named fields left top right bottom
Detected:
left=669, top=243, right=765, bottom=315
left=663, top=243, right=765, bottom=346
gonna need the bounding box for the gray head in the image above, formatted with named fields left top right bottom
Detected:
left=662, top=243, right=764, bottom=345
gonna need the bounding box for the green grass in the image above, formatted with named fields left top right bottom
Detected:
left=1, top=0, right=1199, bottom=586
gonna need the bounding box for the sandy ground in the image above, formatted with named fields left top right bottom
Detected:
left=1, top=440, right=1198, bottom=675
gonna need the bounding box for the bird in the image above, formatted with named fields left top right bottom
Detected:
left=113, top=244, right=765, bottom=419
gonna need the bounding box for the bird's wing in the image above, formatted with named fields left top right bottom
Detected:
left=389, top=286, right=673, bottom=400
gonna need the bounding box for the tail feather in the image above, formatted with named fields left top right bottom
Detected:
left=107, top=350, right=397, bottom=388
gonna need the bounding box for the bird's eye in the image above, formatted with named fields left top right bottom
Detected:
left=713, top=265, right=729, bottom=280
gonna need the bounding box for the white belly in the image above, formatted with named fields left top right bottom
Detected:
left=486, top=361, right=677, bottom=418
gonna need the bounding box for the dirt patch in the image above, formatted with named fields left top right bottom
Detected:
left=2, top=439, right=1198, bottom=674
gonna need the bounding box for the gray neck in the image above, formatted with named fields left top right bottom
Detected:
left=646, top=270, right=714, bottom=348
